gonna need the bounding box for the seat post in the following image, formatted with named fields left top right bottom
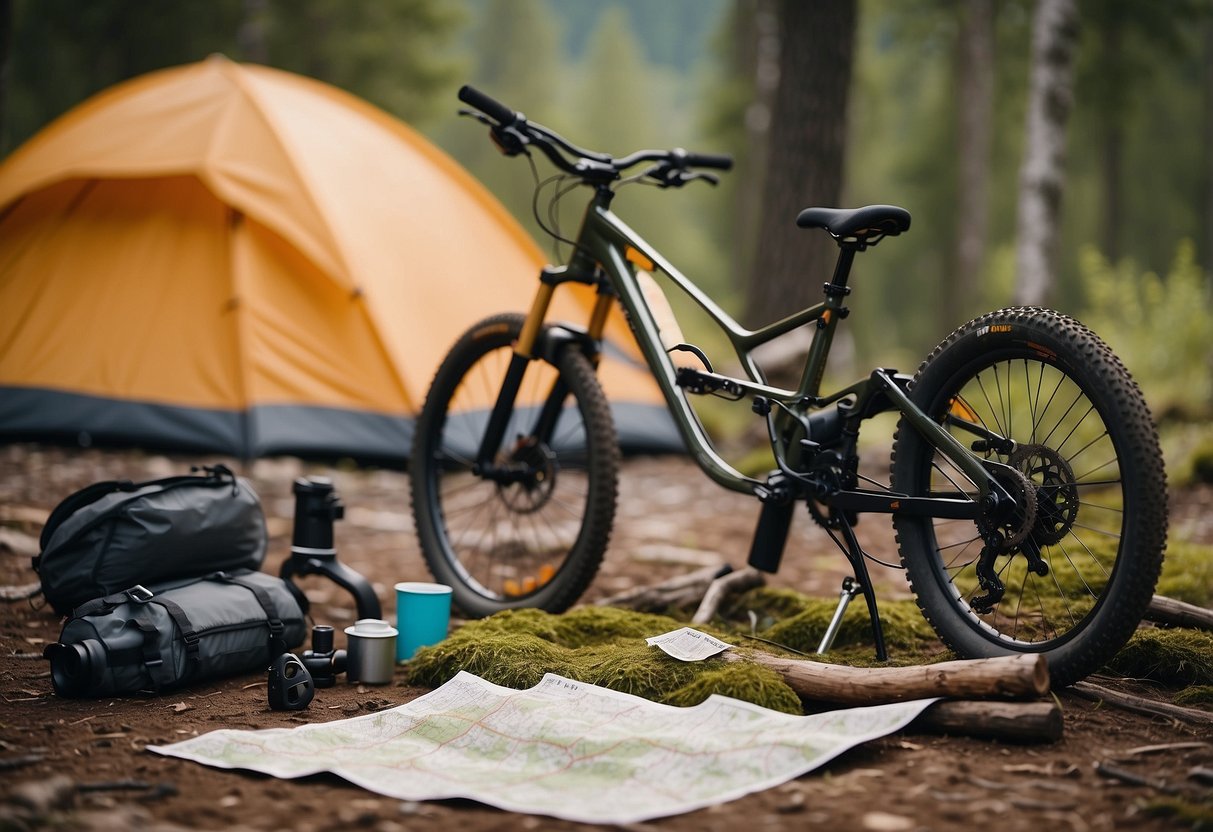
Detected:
left=823, top=245, right=857, bottom=300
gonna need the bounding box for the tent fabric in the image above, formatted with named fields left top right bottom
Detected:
left=0, top=56, right=679, bottom=463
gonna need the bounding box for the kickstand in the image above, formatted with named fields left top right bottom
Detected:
left=822, top=512, right=888, bottom=662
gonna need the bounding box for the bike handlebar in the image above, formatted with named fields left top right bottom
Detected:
left=458, top=84, right=733, bottom=185
left=458, top=85, right=516, bottom=126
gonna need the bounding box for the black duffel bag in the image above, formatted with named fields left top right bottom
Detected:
left=34, top=465, right=267, bottom=615
left=44, top=570, right=306, bottom=697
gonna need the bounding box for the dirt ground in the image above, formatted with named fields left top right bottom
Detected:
left=0, top=442, right=1210, bottom=831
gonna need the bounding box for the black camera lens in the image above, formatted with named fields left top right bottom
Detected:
left=45, top=640, right=105, bottom=697
left=311, top=625, right=335, bottom=655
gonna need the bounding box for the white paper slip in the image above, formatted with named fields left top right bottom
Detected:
left=645, top=627, right=731, bottom=661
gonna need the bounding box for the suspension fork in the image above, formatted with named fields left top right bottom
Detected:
left=474, top=278, right=613, bottom=469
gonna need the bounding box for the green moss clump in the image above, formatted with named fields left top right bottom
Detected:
left=724, top=587, right=816, bottom=623
left=662, top=664, right=802, bottom=714
left=1104, top=628, right=1213, bottom=686
left=1173, top=685, right=1213, bottom=707
left=405, top=606, right=804, bottom=713
left=758, top=599, right=940, bottom=658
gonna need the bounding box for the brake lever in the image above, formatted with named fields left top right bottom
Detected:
left=457, top=108, right=493, bottom=126
left=646, top=167, right=721, bottom=189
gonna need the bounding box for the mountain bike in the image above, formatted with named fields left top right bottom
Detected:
left=409, top=85, right=1168, bottom=688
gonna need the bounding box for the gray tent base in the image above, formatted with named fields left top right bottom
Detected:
left=0, top=387, right=685, bottom=467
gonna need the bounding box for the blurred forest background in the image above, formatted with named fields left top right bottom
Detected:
left=3, top=0, right=1212, bottom=474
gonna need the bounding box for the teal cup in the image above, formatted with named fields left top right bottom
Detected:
left=394, top=582, right=452, bottom=662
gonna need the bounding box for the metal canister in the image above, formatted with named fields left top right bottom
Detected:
left=343, top=618, right=397, bottom=684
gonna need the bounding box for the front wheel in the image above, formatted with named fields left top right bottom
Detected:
left=890, top=307, right=1167, bottom=688
left=409, top=313, right=620, bottom=618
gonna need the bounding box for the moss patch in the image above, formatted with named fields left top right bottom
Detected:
left=406, top=579, right=1210, bottom=712
left=1173, top=685, right=1213, bottom=707
left=406, top=607, right=803, bottom=714
left=1103, top=628, right=1213, bottom=686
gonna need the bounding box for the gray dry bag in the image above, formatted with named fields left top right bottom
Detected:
left=34, top=465, right=267, bottom=615
left=44, top=570, right=306, bottom=697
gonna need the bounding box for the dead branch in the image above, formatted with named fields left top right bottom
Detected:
left=1069, top=681, right=1213, bottom=726
left=596, top=564, right=732, bottom=612
left=725, top=651, right=1049, bottom=705
left=910, top=699, right=1063, bottom=743
left=1094, top=761, right=1180, bottom=794
left=691, top=567, right=765, bottom=625
left=1145, top=594, right=1213, bottom=632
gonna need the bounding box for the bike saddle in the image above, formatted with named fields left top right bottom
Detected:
left=796, top=205, right=911, bottom=247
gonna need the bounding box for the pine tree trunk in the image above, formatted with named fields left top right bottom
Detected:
left=950, top=0, right=995, bottom=328
left=745, top=0, right=857, bottom=328
left=1014, top=0, right=1080, bottom=307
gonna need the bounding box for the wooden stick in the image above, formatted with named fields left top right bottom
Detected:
left=910, top=700, right=1063, bottom=743
left=1070, top=681, right=1213, bottom=726
left=596, top=564, right=732, bottom=612
left=691, top=567, right=765, bottom=625
left=1145, top=594, right=1213, bottom=632
left=725, top=651, right=1049, bottom=705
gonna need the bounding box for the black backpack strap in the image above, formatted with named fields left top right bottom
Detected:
left=215, top=572, right=286, bottom=656
left=148, top=595, right=201, bottom=683
left=128, top=612, right=169, bottom=690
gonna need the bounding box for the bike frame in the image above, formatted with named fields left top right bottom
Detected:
left=479, top=186, right=1009, bottom=521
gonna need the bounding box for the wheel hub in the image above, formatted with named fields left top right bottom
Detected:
left=1010, top=444, right=1079, bottom=545
left=496, top=437, right=557, bottom=513
left=977, top=465, right=1038, bottom=551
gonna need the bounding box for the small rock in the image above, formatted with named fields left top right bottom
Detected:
left=10, top=774, right=75, bottom=813
left=861, top=811, right=914, bottom=831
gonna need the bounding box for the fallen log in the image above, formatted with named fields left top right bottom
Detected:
left=725, top=651, right=1049, bottom=705
left=1145, top=594, right=1213, bottom=632
left=910, top=700, right=1063, bottom=743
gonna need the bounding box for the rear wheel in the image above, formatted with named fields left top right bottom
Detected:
left=410, top=314, right=619, bottom=618
left=890, top=307, right=1167, bottom=688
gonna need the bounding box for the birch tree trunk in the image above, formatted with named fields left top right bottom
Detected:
left=1014, top=0, right=1080, bottom=307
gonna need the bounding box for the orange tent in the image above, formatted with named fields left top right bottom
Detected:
left=0, top=56, right=676, bottom=462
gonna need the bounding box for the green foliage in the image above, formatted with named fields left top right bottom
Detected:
left=1077, top=240, right=1213, bottom=416
left=264, top=0, right=465, bottom=124
left=1155, top=541, right=1213, bottom=607
left=3, top=0, right=465, bottom=155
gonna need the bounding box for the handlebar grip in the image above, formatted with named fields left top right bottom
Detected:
left=458, top=85, right=517, bottom=125
left=684, top=152, right=733, bottom=171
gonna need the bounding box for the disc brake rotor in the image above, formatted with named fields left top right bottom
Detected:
left=497, top=437, right=557, bottom=514
left=1010, top=444, right=1079, bottom=545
